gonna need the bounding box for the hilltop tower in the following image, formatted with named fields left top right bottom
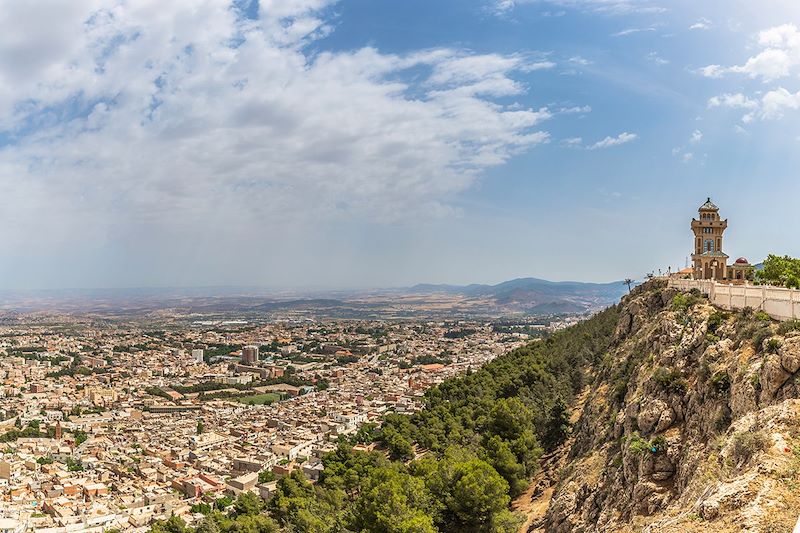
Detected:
left=691, top=198, right=729, bottom=280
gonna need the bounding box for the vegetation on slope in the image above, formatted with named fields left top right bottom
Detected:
left=150, top=305, right=620, bottom=533
left=379, top=305, right=619, bottom=497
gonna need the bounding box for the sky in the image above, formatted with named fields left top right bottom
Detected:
left=1, top=0, right=799, bottom=289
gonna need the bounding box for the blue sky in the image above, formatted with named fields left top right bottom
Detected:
left=0, top=0, right=799, bottom=289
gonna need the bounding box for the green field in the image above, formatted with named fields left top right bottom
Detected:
left=236, top=393, right=281, bottom=405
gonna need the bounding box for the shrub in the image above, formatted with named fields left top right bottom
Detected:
left=778, top=320, right=800, bottom=336
left=628, top=433, right=666, bottom=455
left=755, top=311, right=772, bottom=322
left=628, top=433, right=650, bottom=454
left=710, top=372, right=731, bottom=395
left=672, top=292, right=703, bottom=312
left=714, top=408, right=732, bottom=433
left=650, top=435, right=667, bottom=453
left=671, top=294, right=691, bottom=313
left=752, top=327, right=774, bottom=353
left=653, top=367, right=688, bottom=394
left=707, top=311, right=725, bottom=333
left=731, top=431, right=769, bottom=465
left=766, top=338, right=782, bottom=354
left=612, top=380, right=628, bottom=404
left=749, top=373, right=761, bottom=394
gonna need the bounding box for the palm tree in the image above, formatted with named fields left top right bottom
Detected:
left=623, top=278, right=634, bottom=293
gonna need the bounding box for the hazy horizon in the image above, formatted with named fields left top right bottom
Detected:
left=2, top=0, right=799, bottom=290
left=0, top=274, right=629, bottom=294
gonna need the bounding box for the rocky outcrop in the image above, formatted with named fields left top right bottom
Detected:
left=540, top=282, right=800, bottom=533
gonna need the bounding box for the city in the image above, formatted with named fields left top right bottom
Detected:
left=2, top=0, right=800, bottom=531
left=0, top=309, right=580, bottom=531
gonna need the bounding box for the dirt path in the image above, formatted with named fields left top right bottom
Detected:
left=514, top=387, right=591, bottom=532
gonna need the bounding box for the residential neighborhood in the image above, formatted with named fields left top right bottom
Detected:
left=0, top=314, right=568, bottom=531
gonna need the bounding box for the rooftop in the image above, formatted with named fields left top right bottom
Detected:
left=699, top=197, right=719, bottom=211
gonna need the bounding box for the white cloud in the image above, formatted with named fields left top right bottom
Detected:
left=707, top=93, right=758, bottom=110
left=647, top=51, right=669, bottom=65
left=561, top=136, right=583, bottom=146
left=760, top=87, right=800, bottom=119
left=493, top=0, right=665, bottom=16
left=587, top=132, right=637, bottom=149
left=0, top=0, right=557, bottom=281
left=558, top=105, right=592, bottom=114
left=568, top=56, right=591, bottom=66
left=698, top=23, right=800, bottom=81
left=697, top=64, right=725, bottom=78
left=522, top=60, right=558, bottom=71
left=612, top=27, right=656, bottom=37
left=690, top=129, right=703, bottom=143
left=708, top=89, right=800, bottom=121
left=689, top=18, right=712, bottom=30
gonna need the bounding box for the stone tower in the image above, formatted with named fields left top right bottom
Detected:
left=691, top=198, right=729, bottom=280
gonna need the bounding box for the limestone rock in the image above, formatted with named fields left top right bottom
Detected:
left=760, top=353, right=792, bottom=400
left=779, top=336, right=800, bottom=374
left=636, top=399, right=670, bottom=434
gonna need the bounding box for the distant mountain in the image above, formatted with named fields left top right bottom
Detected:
left=0, top=277, right=627, bottom=317
left=407, top=277, right=627, bottom=313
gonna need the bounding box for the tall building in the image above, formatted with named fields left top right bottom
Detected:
left=689, top=198, right=754, bottom=281
left=691, top=198, right=729, bottom=280
left=242, top=345, right=259, bottom=365
left=192, top=349, right=205, bottom=363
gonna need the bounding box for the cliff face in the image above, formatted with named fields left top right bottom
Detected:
left=543, top=281, right=800, bottom=532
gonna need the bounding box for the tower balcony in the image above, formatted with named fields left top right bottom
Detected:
left=691, top=218, right=728, bottom=229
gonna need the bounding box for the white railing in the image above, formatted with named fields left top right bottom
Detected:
left=668, top=278, right=800, bottom=321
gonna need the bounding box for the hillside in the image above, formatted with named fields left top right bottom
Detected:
left=148, top=280, right=800, bottom=533
left=536, top=280, right=800, bottom=532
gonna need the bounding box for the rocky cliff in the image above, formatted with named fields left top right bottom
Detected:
left=541, top=280, right=800, bottom=532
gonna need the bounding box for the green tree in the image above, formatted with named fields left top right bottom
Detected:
left=258, top=469, right=276, bottom=483
left=382, top=427, right=414, bottom=462
left=481, top=436, right=527, bottom=497
left=425, top=449, right=513, bottom=532
left=232, top=491, right=263, bottom=517
left=194, top=516, right=220, bottom=533
left=757, top=254, right=800, bottom=288
left=349, top=467, right=436, bottom=533
left=268, top=470, right=344, bottom=532
left=488, top=398, right=533, bottom=442
left=541, top=398, right=570, bottom=451
left=151, top=515, right=186, bottom=533
left=227, top=514, right=279, bottom=533
left=74, top=430, right=88, bottom=446
left=215, top=496, right=234, bottom=510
